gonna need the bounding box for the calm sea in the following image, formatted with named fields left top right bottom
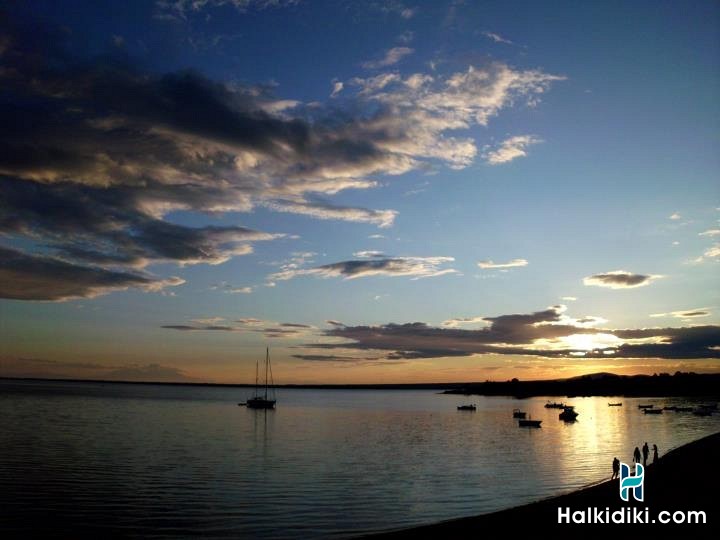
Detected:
left=2, top=379, right=719, bottom=538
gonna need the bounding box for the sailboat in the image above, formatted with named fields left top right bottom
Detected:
left=246, top=347, right=276, bottom=409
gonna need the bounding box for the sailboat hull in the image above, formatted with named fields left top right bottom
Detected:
left=246, top=398, right=276, bottom=409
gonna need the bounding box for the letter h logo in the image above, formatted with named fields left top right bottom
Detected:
left=619, top=462, right=644, bottom=502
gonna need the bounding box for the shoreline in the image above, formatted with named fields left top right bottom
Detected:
left=3, top=374, right=720, bottom=397
left=362, top=431, right=720, bottom=537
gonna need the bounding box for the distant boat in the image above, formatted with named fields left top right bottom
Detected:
left=663, top=406, right=677, bottom=411
left=675, top=406, right=693, bottom=412
left=638, top=404, right=654, bottom=409
left=559, top=406, right=579, bottom=421
left=512, top=408, right=527, bottom=419
left=608, top=402, right=622, bottom=407
left=544, top=401, right=565, bottom=409
left=246, top=347, right=276, bottom=410
left=457, top=404, right=476, bottom=411
left=643, top=408, right=662, bottom=415
left=519, top=418, right=542, bottom=428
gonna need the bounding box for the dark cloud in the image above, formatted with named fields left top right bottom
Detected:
left=160, top=324, right=235, bottom=331
left=0, top=11, right=562, bottom=300
left=291, top=354, right=366, bottom=362
left=303, top=306, right=720, bottom=360
left=0, top=245, right=183, bottom=301
left=583, top=271, right=662, bottom=289
left=161, top=318, right=313, bottom=338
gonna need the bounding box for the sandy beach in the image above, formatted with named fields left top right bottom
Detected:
left=364, top=431, right=720, bottom=537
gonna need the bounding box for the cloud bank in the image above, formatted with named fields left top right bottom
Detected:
left=305, top=305, right=720, bottom=361
left=0, top=14, right=563, bottom=300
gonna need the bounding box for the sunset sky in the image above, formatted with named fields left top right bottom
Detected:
left=1, top=0, right=719, bottom=384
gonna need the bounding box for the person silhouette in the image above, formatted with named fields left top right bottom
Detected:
left=612, top=457, right=620, bottom=479
left=653, top=444, right=659, bottom=464
left=633, top=446, right=641, bottom=465
left=642, top=442, right=649, bottom=466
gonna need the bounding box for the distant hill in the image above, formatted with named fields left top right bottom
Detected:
left=444, top=372, right=720, bottom=398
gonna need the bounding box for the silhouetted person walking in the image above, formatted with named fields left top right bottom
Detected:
left=612, top=457, right=620, bottom=479
left=633, top=446, right=641, bottom=465
left=642, top=442, right=649, bottom=466
left=653, top=444, right=659, bottom=464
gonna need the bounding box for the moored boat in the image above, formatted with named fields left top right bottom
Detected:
left=512, top=408, right=526, bottom=419
left=559, top=406, right=579, bottom=421
left=544, top=401, right=565, bottom=409
left=457, top=404, right=476, bottom=411
left=519, top=419, right=542, bottom=427
left=608, top=402, right=622, bottom=406
left=246, top=347, right=277, bottom=410
left=643, top=408, right=662, bottom=414
left=638, top=404, right=654, bottom=409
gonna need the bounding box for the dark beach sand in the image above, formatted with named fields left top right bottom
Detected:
left=363, top=431, right=720, bottom=538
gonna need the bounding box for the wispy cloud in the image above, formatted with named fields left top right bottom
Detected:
left=210, top=282, right=252, bottom=294
left=442, top=316, right=487, bottom=328
left=483, top=135, right=542, bottom=165
left=481, top=31, right=514, bottom=45
left=562, top=296, right=577, bottom=301
left=691, top=243, right=720, bottom=264
left=361, top=47, right=414, bottom=69
left=477, top=258, right=528, bottom=269
left=650, top=308, right=711, bottom=320
left=669, top=212, right=682, bottom=220
left=330, top=80, right=344, bottom=98
left=699, top=229, right=720, bottom=237
left=583, top=270, right=663, bottom=289
left=269, top=256, right=457, bottom=281
left=265, top=201, right=397, bottom=228
left=155, top=0, right=298, bottom=20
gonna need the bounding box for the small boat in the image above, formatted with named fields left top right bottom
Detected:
left=559, top=406, right=579, bottom=421
left=457, top=404, right=476, bottom=411
left=544, top=401, right=565, bottom=409
left=663, top=406, right=677, bottom=411
left=512, top=408, right=527, bottom=419
left=519, top=419, right=542, bottom=428
left=608, top=402, right=622, bottom=407
left=675, top=407, right=693, bottom=412
left=693, top=408, right=713, bottom=416
left=638, top=404, right=654, bottom=409
left=246, top=347, right=277, bottom=410
left=643, top=408, right=662, bottom=415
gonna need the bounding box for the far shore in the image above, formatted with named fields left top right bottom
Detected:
left=3, top=372, right=720, bottom=397
left=361, top=431, right=720, bottom=537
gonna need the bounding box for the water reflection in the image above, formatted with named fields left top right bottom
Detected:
left=1, top=380, right=718, bottom=539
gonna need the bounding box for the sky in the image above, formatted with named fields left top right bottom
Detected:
left=1, top=0, right=719, bottom=384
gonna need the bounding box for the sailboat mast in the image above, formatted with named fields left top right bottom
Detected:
left=264, top=347, right=269, bottom=399
left=254, top=353, right=259, bottom=393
